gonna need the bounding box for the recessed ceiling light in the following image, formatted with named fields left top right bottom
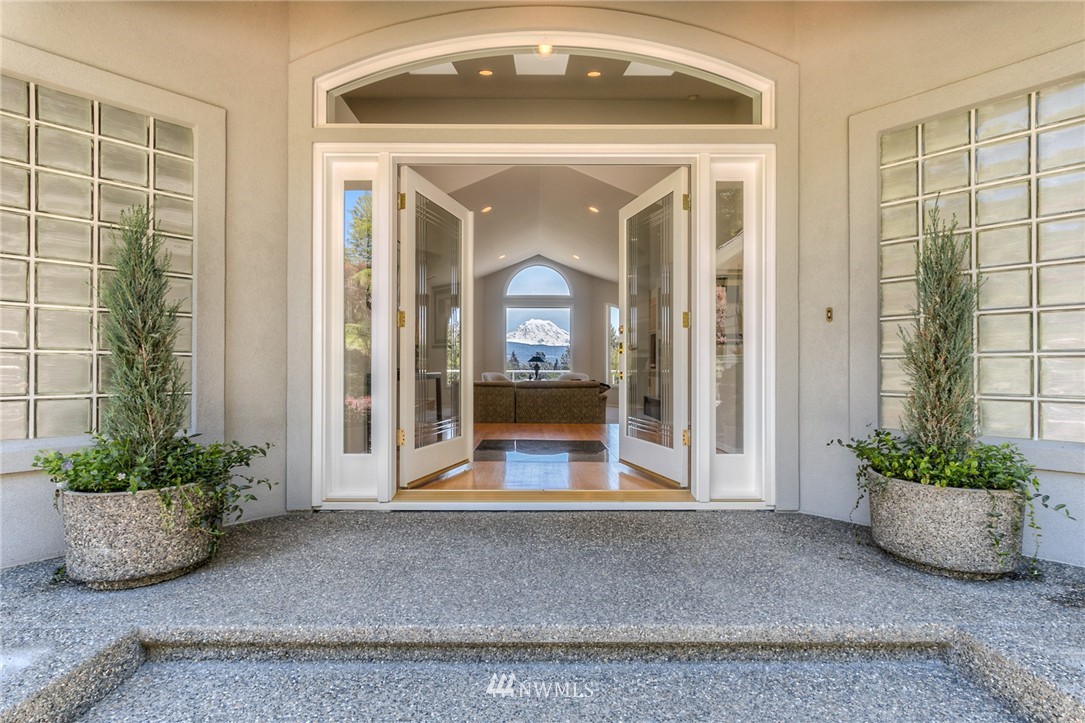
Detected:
left=572, top=254, right=581, bottom=260
left=498, top=254, right=506, bottom=259
left=478, top=69, right=494, bottom=77
left=588, top=206, right=600, bottom=213
left=481, top=206, right=493, bottom=213
left=586, top=71, right=602, bottom=78
left=536, top=43, right=554, bottom=59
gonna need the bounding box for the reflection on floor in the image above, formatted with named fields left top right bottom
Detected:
left=414, top=423, right=677, bottom=491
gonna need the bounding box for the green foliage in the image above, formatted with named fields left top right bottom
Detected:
left=99, top=206, right=190, bottom=461
left=900, top=207, right=978, bottom=453
left=830, top=205, right=1073, bottom=569
left=35, top=436, right=272, bottom=550
left=34, top=205, right=274, bottom=551
left=346, top=192, right=373, bottom=267
left=835, top=429, right=1073, bottom=570
left=839, top=429, right=1037, bottom=492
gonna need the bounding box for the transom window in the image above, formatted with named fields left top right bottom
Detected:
left=877, top=77, right=1085, bottom=444
left=327, top=47, right=763, bottom=126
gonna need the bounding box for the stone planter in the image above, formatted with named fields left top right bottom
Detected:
left=865, top=470, right=1024, bottom=580
left=60, top=484, right=215, bottom=590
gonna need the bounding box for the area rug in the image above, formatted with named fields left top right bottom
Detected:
left=473, top=439, right=608, bottom=462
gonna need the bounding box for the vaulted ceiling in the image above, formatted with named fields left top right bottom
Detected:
left=411, top=165, right=676, bottom=282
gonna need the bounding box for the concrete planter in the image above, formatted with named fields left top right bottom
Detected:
left=865, top=470, right=1024, bottom=580
left=60, top=484, right=215, bottom=590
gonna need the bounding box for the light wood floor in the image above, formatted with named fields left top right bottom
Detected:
left=412, top=423, right=680, bottom=492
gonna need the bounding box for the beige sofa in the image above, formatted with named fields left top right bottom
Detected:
left=473, top=379, right=609, bottom=424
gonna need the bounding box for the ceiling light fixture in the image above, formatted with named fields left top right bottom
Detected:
left=586, top=70, right=602, bottom=78
left=588, top=206, right=600, bottom=213
left=498, top=254, right=506, bottom=259
left=572, top=254, right=581, bottom=260
left=481, top=206, right=493, bottom=213
left=478, top=69, right=494, bottom=77
left=535, top=42, right=554, bottom=59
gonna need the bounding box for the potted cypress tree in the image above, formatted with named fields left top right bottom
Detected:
left=839, top=208, right=1070, bottom=579
left=34, top=207, right=271, bottom=590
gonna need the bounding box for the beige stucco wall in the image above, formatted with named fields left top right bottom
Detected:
left=1, top=1, right=1081, bottom=566
left=0, top=2, right=291, bottom=567
left=792, top=2, right=1084, bottom=527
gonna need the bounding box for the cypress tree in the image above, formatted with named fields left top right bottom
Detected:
left=99, top=206, right=189, bottom=466
left=899, top=207, right=978, bottom=453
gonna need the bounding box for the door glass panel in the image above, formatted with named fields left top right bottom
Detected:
left=715, top=181, right=744, bottom=454
left=414, top=192, right=461, bottom=448
left=625, top=193, right=673, bottom=448
left=344, top=185, right=372, bottom=454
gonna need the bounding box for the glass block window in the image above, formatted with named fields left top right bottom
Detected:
left=0, top=75, right=195, bottom=441
left=877, top=77, right=1085, bottom=444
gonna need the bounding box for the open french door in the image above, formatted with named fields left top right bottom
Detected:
left=397, top=167, right=473, bottom=486
left=617, top=168, right=690, bottom=486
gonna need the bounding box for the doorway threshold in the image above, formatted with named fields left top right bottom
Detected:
left=392, top=489, right=696, bottom=504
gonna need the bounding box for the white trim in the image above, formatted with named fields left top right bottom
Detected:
left=316, top=500, right=774, bottom=511
left=311, top=143, right=776, bottom=510
left=314, top=31, right=774, bottom=130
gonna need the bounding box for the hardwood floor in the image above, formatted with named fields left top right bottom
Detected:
left=411, top=422, right=679, bottom=492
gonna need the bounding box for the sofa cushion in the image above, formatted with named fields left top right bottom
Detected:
left=474, top=381, right=515, bottom=423
left=514, top=380, right=608, bottom=424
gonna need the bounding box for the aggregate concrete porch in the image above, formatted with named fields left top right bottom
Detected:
left=1, top=511, right=1083, bottom=721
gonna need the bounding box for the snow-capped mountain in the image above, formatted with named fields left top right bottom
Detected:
left=506, top=319, right=570, bottom=347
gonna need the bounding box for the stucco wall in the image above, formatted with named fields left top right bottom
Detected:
left=791, top=3, right=1084, bottom=564
left=0, top=2, right=290, bottom=567
left=2, top=1, right=1082, bottom=567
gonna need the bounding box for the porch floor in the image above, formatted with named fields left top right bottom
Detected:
left=2, top=511, right=1082, bottom=721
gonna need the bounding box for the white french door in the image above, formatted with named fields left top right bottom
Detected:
left=617, top=168, right=690, bottom=486
left=397, top=167, right=474, bottom=486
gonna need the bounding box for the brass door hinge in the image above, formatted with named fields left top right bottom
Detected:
left=397, top=310, right=406, bottom=328
left=396, top=428, right=406, bottom=447
left=682, top=194, right=691, bottom=211
left=682, top=311, right=690, bottom=328
left=398, top=192, right=406, bottom=210
left=682, top=428, right=691, bottom=446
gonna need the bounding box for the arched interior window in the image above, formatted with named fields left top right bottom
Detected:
left=327, top=47, right=762, bottom=125
left=507, top=265, right=571, bottom=295
left=504, top=265, right=572, bottom=379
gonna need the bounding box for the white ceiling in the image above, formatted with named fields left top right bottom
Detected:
left=410, top=165, right=676, bottom=282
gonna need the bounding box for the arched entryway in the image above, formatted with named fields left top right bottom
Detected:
left=286, top=8, right=799, bottom=511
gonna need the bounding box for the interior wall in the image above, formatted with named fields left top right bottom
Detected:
left=0, top=1, right=291, bottom=566
left=475, top=257, right=618, bottom=385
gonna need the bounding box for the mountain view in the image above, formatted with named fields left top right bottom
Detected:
left=505, top=318, right=571, bottom=371
left=506, top=319, right=570, bottom=347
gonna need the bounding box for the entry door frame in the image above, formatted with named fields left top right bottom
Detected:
left=311, top=143, right=776, bottom=509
